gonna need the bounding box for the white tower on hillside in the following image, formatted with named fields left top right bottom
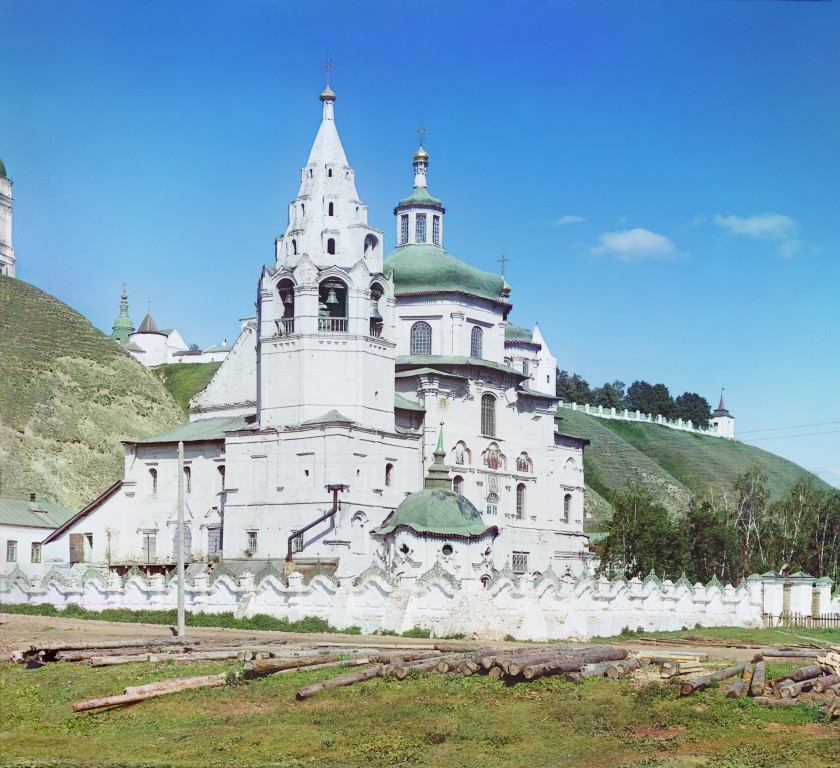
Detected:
left=256, top=83, right=395, bottom=430
left=0, top=158, right=15, bottom=278
left=711, top=390, right=735, bottom=439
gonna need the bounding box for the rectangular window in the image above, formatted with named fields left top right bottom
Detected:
left=432, top=215, right=440, bottom=245
left=69, top=533, right=84, bottom=564
left=247, top=531, right=258, bottom=553
left=400, top=214, right=409, bottom=244
left=291, top=533, right=304, bottom=553
left=142, top=533, right=156, bottom=564
left=6, top=540, right=17, bottom=562
left=208, top=527, right=223, bottom=557
left=512, top=551, right=529, bottom=574
left=31, top=543, right=42, bottom=564
left=416, top=214, right=427, bottom=243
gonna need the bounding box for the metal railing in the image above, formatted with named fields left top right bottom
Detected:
left=369, top=322, right=383, bottom=338
left=318, top=317, right=348, bottom=332
left=275, top=318, right=295, bottom=335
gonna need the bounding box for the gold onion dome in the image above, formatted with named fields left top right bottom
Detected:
left=413, top=145, right=429, bottom=162
left=501, top=277, right=511, bottom=296
left=319, top=84, right=336, bottom=102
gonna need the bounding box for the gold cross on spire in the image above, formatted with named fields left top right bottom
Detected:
left=416, top=116, right=428, bottom=147
left=322, top=55, right=335, bottom=86
left=498, top=247, right=509, bottom=276
left=122, top=282, right=128, bottom=294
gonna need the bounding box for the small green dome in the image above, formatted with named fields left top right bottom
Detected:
left=0, top=158, right=7, bottom=179
left=396, top=186, right=443, bottom=209
left=375, top=489, right=496, bottom=539
left=385, top=244, right=506, bottom=303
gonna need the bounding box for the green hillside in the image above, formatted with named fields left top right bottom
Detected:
left=153, top=362, right=221, bottom=415
left=0, top=277, right=184, bottom=509
left=556, top=408, right=828, bottom=524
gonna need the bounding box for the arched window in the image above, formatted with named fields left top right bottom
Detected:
left=218, top=465, right=225, bottom=492
left=481, top=394, right=496, bottom=437
left=516, top=484, right=526, bottom=520
left=516, top=453, right=532, bottom=473
left=416, top=214, right=427, bottom=242
left=183, top=466, right=191, bottom=494
left=291, top=238, right=297, bottom=255
left=328, top=167, right=333, bottom=177
left=563, top=494, right=572, bottom=523
left=327, top=238, right=336, bottom=255
left=453, top=475, right=464, bottom=495
left=385, top=463, right=393, bottom=487
left=364, top=234, right=378, bottom=258
left=149, top=468, right=157, bottom=496
left=328, top=201, right=334, bottom=216
left=400, top=214, right=409, bottom=244
left=486, top=492, right=499, bottom=516
left=301, top=203, right=305, bottom=216
left=470, top=326, right=483, bottom=358
left=522, top=359, right=529, bottom=377
left=454, top=441, right=470, bottom=465
left=410, top=321, right=432, bottom=355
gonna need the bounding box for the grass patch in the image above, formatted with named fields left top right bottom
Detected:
left=152, top=361, right=222, bottom=415
left=592, top=624, right=840, bottom=647
left=0, top=658, right=835, bottom=768
left=0, top=603, right=359, bottom=634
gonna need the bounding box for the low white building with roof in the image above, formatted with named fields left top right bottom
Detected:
left=0, top=495, right=75, bottom=576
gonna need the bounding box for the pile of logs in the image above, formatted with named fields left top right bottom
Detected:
left=677, top=645, right=840, bottom=718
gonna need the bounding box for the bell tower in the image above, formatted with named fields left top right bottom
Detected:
left=0, top=158, right=15, bottom=278
left=256, top=85, right=396, bottom=431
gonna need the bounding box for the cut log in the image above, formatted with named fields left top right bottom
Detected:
left=750, top=661, right=766, bottom=697
left=660, top=662, right=703, bottom=679
left=811, top=674, right=840, bottom=693
left=727, top=679, right=748, bottom=699
left=392, top=659, right=445, bottom=680
left=752, top=696, right=800, bottom=707
left=17, top=637, right=203, bottom=663
left=488, top=666, right=504, bottom=679
left=759, top=649, right=820, bottom=659
left=124, top=673, right=227, bottom=696
left=295, top=666, right=383, bottom=700
left=244, top=655, right=344, bottom=678
left=605, top=658, right=643, bottom=679
left=779, top=680, right=814, bottom=699
left=821, top=696, right=839, bottom=719
left=270, top=658, right=370, bottom=676
left=680, top=664, right=746, bottom=697
left=74, top=676, right=226, bottom=711
left=517, top=648, right=629, bottom=681
left=772, top=665, right=824, bottom=685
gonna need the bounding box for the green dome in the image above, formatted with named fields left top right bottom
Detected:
left=504, top=324, right=533, bottom=342
left=375, top=489, right=497, bottom=539
left=384, top=244, right=506, bottom=303
left=396, top=186, right=443, bottom=209
left=0, top=158, right=7, bottom=179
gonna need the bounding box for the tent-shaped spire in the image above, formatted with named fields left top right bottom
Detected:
left=424, top=425, right=452, bottom=490
left=713, top=388, right=732, bottom=417
left=137, top=309, right=160, bottom=334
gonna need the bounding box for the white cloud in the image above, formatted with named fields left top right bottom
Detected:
left=552, top=215, right=586, bottom=227
left=776, top=239, right=807, bottom=260
left=713, top=213, right=798, bottom=240
left=592, top=227, right=678, bottom=262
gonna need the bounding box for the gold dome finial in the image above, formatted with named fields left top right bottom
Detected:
left=413, top=145, right=429, bottom=163
left=320, top=84, right=336, bottom=102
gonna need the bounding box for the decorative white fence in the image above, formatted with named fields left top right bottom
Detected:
left=559, top=401, right=730, bottom=439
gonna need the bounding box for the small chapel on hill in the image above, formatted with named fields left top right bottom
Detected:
left=39, top=84, right=591, bottom=587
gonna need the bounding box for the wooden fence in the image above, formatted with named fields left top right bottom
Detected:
left=764, top=612, right=840, bottom=630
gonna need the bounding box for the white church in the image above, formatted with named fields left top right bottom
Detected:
left=4, top=91, right=823, bottom=639
left=38, top=83, right=589, bottom=583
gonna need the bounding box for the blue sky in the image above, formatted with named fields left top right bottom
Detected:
left=1, top=0, right=838, bottom=488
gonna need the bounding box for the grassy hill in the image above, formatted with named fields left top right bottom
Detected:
left=557, top=408, right=828, bottom=524
left=0, top=277, right=184, bottom=509
left=152, top=362, right=221, bottom=415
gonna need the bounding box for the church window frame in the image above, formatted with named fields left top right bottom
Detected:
left=385, top=463, right=394, bottom=487
left=183, top=466, right=191, bottom=494
left=327, top=237, right=336, bottom=255
left=410, top=321, right=432, bottom=355
left=400, top=214, right=409, bottom=245
left=218, top=465, right=225, bottom=492
left=142, top=532, right=157, bottom=564
left=470, top=326, right=483, bottom=358
left=432, top=215, right=440, bottom=245
left=522, top=359, right=529, bottom=377
left=512, top=551, right=529, bottom=574
left=328, top=201, right=334, bottom=216
left=563, top=493, right=572, bottom=523
left=31, top=542, right=42, bottom=564
left=172, top=525, right=192, bottom=562
left=516, top=452, right=532, bottom=473
left=246, top=530, right=258, bottom=554
left=516, top=484, right=526, bottom=520
left=291, top=238, right=297, bottom=255
left=481, top=393, right=497, bottom=438
left=486, top=492, right=499, bottom=516
left=453, top=475, right=464, bottom=495
left=149, top=468, right=158, bottom=496
left=6, top=539, right=17, bottom=562
left=416, top=213, right=427, bottom=243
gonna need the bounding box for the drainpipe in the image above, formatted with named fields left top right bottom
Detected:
left=286, top=484, right=349, bottom=563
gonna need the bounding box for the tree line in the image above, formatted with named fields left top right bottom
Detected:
left=595, top=471, right=840, bottom=586
left=556, top=370, right=713, bottom=428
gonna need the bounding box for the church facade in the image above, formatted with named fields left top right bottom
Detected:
left=0, top=157, right=15, bottom=278
left=37, top=85, right=589, bottom=590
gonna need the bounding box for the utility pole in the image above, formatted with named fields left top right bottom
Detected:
left=177, top=440, right=185, bottom=637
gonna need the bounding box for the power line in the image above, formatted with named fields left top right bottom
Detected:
left=736, top=420, right=840, bottom=435
left=741, top=430, right=840, bottom=443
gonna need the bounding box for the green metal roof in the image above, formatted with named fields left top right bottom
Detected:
left=518, top=385, right=559, bottom=400
left=204, top=343, right=232, bottom=353
left=396, top=187, right=443, bottom=209
left=395, top=367, right=468, bottom=380
left=0, top=498, right=76, bottom=529
left=375, top=489, right=497, bottom=539
left=122, top=341, right=144, bottom=352
left=384, top=244, right=506, bottom=303
left=135, top=415, right=252, bottom=443
left=396, top=355, right=526, bottom=380
left=394, top=393, right=425, bottom=412
left=301, top=409, right=353, bottom=425
left=504, top=324, right=533, bottom=342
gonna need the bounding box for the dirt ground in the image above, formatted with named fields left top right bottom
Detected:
left=0, top=613, right=762, bottom=662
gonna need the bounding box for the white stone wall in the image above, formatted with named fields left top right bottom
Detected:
left=5, top=565, right=829, bottom=642
left=190, top=323, right=257, bottom=420
left=0, top=174, right=14, bottom=277
left=0, top=525, right=51, bottom=577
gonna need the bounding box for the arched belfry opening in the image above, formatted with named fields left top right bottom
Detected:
left=278, top=278, right=295, bottom=333
left=364, top=234, right=379, bottom=259
left=369, top=281, right=385, bottom=337
left=319, top=278, right=348, bottom=331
